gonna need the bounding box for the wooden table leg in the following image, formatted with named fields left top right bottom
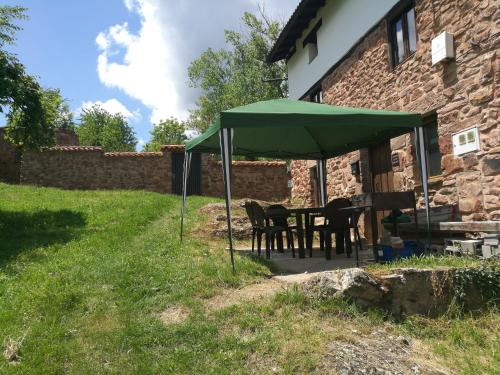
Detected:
left=370, top=208, right=379, bottom=262
left=296, top=213, right=305, bottom=259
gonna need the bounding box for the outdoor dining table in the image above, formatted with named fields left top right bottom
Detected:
left=288, top=207, right=324, bottom=258
left=265, top=207, right=323, bottom=258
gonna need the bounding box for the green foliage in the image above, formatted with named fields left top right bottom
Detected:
left=6, top=87, right=76, bottom=149
left=0, top=5, right=57, bottom=151
left=40, top=87, right=75, bottom=129
left=143, top=117, right=187, bottom=152
left=453, top=260, right=500, bottom=307
left=1, top=51, right=50, bottom=150
left=0, top=5, right=27, bottom=47
left=77, top=104, right=137, bottom=152
left=188, top=10, right=287, bottom=132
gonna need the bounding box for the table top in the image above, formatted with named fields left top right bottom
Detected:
left=265, top=206, right=324, bottom=217
left=339, top=205, right=372, bottom=212
left=287, top=207, right=324, bottom=215
left=351, top=191, right=416, bottom=210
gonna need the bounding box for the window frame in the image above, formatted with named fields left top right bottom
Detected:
left=310, top=87, right=323, bottom=104
left=387, top=0, right=417, bottom=68
left=303, top=19, right=322, bottom=64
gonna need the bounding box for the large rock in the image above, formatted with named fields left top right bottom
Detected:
left=381, top=268, right=454, bottom=317
left=302, top=268, right=389, bottom=308
left=301, top=267, right=494, bottom=317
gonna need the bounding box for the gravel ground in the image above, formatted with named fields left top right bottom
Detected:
left=316, top=330, right=450, bottom=375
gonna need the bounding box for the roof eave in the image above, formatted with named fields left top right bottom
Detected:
left=266, top=0, right=326, bottom=63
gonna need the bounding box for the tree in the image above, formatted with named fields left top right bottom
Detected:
left=0, top=5, right=27, bottom=47
left=188, top=10, right=286, bottom=132
left=6, top=87, right=76, bottom=146
left=0, top=5, right=51, bottom=150
left=143, top=117, right=187, bottom=152
left=40, top=88, right=75, bottom=130
left=77, top=105, right=137, bottom=152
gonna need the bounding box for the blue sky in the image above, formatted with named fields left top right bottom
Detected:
left=2, top=0, right=295, bottom=149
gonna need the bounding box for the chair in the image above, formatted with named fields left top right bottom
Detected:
left=250, top=201, right=294, bottom=259
left=309, top=198, right=352, bottom=260
left=244, top=201, right=258, bottom=253
left=349, top=208, right=363, bottom=252
left=267, top=204, right=296, bottom=257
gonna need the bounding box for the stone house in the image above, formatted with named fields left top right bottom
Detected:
left=267, top=0, right=499, bottom=232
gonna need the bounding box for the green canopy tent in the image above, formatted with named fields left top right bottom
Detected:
left=181, top=99, right=429, bottom=271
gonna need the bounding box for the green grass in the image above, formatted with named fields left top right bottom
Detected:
left=0, top=183, right=498, bottom=374
left=365, top=254, right=486, bottom=275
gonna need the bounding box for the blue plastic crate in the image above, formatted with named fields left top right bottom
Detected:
left=379, top=241, right=424, bottom=262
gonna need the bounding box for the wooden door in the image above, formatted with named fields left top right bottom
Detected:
left=371, top=141, right=394, bottom=194
left=369, top=141, right=394, bottom=239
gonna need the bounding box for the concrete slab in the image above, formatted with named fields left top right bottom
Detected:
left=234, top=246, right=375, bottom=276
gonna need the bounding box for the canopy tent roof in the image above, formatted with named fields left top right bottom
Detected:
left=186, top=99, right=422, bottom=159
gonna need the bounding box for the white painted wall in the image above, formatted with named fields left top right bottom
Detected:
left=287, top=0, right=399, bottom=99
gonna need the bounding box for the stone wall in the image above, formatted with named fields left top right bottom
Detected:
left=0, top=127, right=80, bottom=184
left=21, top=146, right=172, bottom=193
left=292, top=0, right=499, bottom=222
left=20, top=145, right=290, bottom=200
left=0, top=128, right=21, bottom=183
left=202, top=157, right=290, bottom=201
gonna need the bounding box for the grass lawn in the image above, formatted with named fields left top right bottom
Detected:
left=0, top=183, right=498, bottom=374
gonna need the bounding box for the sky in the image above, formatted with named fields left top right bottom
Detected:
left=2, top=0, right=296, bottom=150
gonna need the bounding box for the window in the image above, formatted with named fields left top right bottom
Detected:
left=303, top=19, right=322, bottom=63
left=389, top=2, right=417, bottom=66
left=423, top=115, right=442, bottom=177
left=310, top=88, right=323, bottom=103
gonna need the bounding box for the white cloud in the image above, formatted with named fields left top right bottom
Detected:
left=95, top=0, right=296, bottom=124
left=78, top=98, right=141, bottom=121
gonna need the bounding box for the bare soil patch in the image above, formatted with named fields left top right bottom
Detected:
left=204, top=278, right=286, bottom=312
left=199, top=199, right=289, bottom=241
left=158, top=306, right=191, bottom=326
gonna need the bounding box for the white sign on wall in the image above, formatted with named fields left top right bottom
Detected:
left=452, top=127, right=480, bottom=156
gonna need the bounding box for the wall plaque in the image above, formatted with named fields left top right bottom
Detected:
left=391, top=153, right=400, bottom=167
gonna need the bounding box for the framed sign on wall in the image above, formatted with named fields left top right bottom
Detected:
left=452, top=127, right=480, bottom=156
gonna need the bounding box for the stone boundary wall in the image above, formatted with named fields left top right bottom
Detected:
left=202, top=158, right=290, bottom=201
left=20, top=146, right=290, bottom=200
left=0, top=128, right=21, bottom=184
left=292, top=0, right=499, bottom=222
left=0, top=128, right=79, bottom=184
left=21, top=146, right=171, bottom=193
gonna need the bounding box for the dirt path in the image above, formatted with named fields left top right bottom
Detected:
left=204, top=278, right=287, bottom=312
left=203, top=272, right=322, bottom=312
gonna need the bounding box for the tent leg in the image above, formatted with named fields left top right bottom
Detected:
left=180, top=151, right=192, bottom=241
left=316, top=159, right=328, bottom=207
left=415, top=127, right=431, bottom=249
left=220, top=129, right=235, bottom=272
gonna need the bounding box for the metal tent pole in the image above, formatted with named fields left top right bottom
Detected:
left=220, top=128, right=235, bottom=272
left=316, top=159, right=328, bottom=207
left=180, top=151, right=192, bottom=241
left=415, top=127, right=432, bottom=248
